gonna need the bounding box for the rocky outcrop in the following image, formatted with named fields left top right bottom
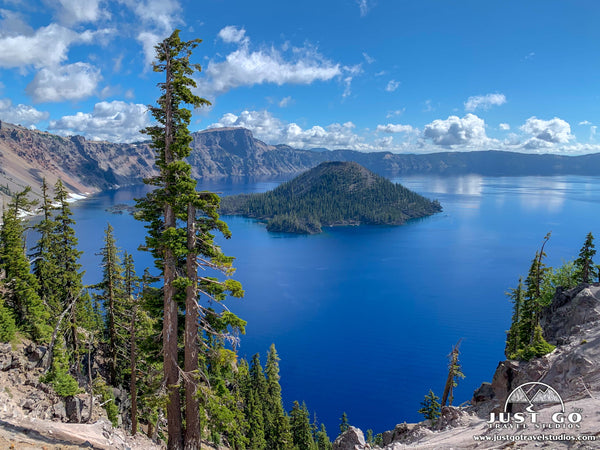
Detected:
left=333, top=426, right=367, bottom=450
left=343, top=283, right=600, bottom=449
left=0, top=339, right=161, bottom=449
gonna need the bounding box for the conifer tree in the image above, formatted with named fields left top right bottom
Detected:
left=290, top=401, right=314, bottom=450
left=505, top=278, right=524, bottom=358
left=51, top=179, right=87, bottom=376
left=418, top=389, right=441, bottom=424
left=31, top=179, right=58, bottom=313
left=135, top=29, right=243, bottom=449
left=96, top=223, right=125, bottom=385
left=575, top=232, right=596, bottom=283
left=264, top=344, right=293, bottom=449
left=441, top=340, right=465, bottom=406
left=339, top=412, right=349, bottom=433
left=0, top=187, right=50, bottom=341
left=316, top=423, right=332, bottom=450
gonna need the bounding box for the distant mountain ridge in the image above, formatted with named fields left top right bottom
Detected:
left=1, top=121, right=600, bottom=201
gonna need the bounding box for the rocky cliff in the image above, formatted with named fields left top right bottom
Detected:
left=0, top=121, right=156, bottom=201
left=334, top=283, right=600, bottom=449
left=4, top=121, right=600, bottom=203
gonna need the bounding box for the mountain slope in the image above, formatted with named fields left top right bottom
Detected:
left=3, top=122, right=600, bottom=203
left=0, top=121, right=156, bottom=200
left=220, top=161, right=442, bottom=233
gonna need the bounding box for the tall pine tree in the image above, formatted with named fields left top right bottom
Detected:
left=0, top=187, right=50, bottom=341
left=135, top=29, right=243, bottom=449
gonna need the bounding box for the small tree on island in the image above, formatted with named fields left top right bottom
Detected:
left=418, top=389, right=441, bottom=425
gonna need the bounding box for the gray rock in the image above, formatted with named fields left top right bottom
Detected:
left=65, top=396, right=83, bottom=423
left=472, top=381, right=494, bottom=405
left=382, top=422, right=416, bottom=446
left=333, top=426, right=366, bottom=450
left=0, top=353, right=12, bottom=371
left=53, top=401, right=67, bottom=420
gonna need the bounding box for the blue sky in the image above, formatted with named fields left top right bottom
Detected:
left=1, top=0, right=599, bottom=154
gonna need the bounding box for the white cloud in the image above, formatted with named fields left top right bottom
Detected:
left=591, top=126, right=597, bottom=141
left=0, top=23, right=94, bottom=69
left=464, top=93, right=506, bottom=112
left=218, top=25, right=248, bottom=45
left=499, top=123, right=510, bottom=131
left=386, top=109, right=405, bottom=118
left=357, top=0, right=370, bottom=16
left=520, top=116, right=573, bottom=149
left=423, top=113, right=491, bottom=147
left=209, top=110, right=371, bottom=150
left=51, top=0, right=108, bottom=24
left=26, top=62, right=101, bottom=102
left=385, top=80, right=400, bottom=92
left=0, top=99, right=49, bottom=126
left=278, top=96, right=293, bottom=107
left=48, top=101, right=150, bottom=142
left=362, top=52, right=375, bottom=64
left=376, top=123, right=414, bottom=134
left=0, top=8, right=34, bottom=36
left=579, top=120, right=592, bottom=126
left=197, top=34, right=341, bottom=99
left=119, top=0, right=183, bottom=65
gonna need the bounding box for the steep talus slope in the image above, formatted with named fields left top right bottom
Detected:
left=0, top=121, right=156, bottom=201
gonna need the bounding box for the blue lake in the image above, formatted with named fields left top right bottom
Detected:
left=57, top=174, right=600, bottom=437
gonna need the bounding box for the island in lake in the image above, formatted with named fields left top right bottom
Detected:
left=219, top=161, right=442, bottom=234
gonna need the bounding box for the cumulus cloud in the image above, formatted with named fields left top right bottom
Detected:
left=385, top=80, right=400, bottom=92
left=218, top=25, right=248, bottom=45
left=51, top=0, right=108, bottom=24
left=520, top=116, right=573, bottom=149
left=376, top=123, right=414, bottom=133
left=465, top=93, right=506, bottom=112
left=0, top=99, right=49, bottom=126
left=0, top=9, right=34, bottom=36
left=499, top=123, right=510, bottom=131
left=579, top=120, right=592, bottom=126
left=197, top=32, right=342, bottom=99
left=423, top=113, right=491, bottom=147
left=0, top=23, right=94, bottom=69
left=209, top=110, right=371, bottom=150
left=48, top=101, right=150, bottom=142
left=26, top=62, right=101, bottom=102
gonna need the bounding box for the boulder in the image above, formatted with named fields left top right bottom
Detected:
left=382, top=422, right=421, bottom=446
left=333, top=426, right=366, bottom=450
left=471, top=381, right=494, bottom=405
left=65, top=396, right=83, bottom=423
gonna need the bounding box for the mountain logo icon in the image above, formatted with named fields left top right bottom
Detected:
left=504, top=382, right=564, bottom=413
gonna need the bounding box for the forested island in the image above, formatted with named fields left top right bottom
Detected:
left=219, top=161, right=442, bottom=234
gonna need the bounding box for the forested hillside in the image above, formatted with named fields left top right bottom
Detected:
left=220, top=161, right=442, bottom=234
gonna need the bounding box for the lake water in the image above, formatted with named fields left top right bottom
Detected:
left=56, top=174, right=600, bottom=437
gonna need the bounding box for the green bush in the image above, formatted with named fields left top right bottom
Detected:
left=0, top=302, right=16, bottom=342
left=93, top=378, right=119, bottom=427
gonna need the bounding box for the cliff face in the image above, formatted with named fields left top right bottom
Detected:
left=0, top=121, right=156, bottom=200
left=4, top=121, right=600, bottom=202
left=187, top=127, right=318, bottom=178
